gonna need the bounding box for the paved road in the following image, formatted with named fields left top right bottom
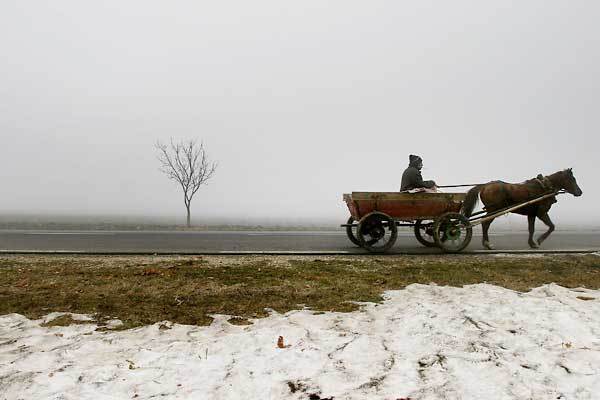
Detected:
left=0, top=230, right=598, bottom=254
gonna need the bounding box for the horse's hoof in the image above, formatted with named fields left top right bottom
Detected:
left=529, top=241, right=540, bottom=249
left=483, top=241, right=495, bottom=250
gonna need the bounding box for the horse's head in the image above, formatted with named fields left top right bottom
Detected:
left=556, top=169, right=583, bottom=197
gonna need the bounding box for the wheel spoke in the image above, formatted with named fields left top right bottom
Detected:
left=366, top=238, right=379, bottom=246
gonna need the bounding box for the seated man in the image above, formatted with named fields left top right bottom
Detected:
left=400, top=154, right=437, bottom=192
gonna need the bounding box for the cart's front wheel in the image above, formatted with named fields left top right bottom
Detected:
left=414, top=220, right=437, bottom=247
left=357, top=212, right=398, bottom=253
left=345, top=216, right=361, bottom=247
left=433, top=212, right=473, bottom=253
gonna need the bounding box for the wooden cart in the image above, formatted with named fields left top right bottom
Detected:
left=342, top=190, right=562, bottom=253
left=342, top=192, right=470, bottom=253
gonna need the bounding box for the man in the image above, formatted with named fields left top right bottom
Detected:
left=400, top=154, right=437, bottom=192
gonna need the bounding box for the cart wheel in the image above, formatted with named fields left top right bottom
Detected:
left=414, top=220, right=437, bottom=247
left=346, top=216, right=361, bottom=247
left=433, top=212, right=473, bottom=253
left=357, top=212, right=398, bottom=253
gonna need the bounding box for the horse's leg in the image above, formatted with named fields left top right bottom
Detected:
left=536, top=213, right=555, bottom=245
left=482, top=218, right=495, bottom=250
left=528, top=214, right=539, bottom=249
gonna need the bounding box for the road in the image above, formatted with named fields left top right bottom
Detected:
left=0, top=230, right=599, bottom=254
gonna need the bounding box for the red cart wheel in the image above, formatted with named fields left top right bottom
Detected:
left=345, top=216, right=361, bottom=247
left=414, top=220, right=437, bottom=247
left=357, top=212, right=398, bottom=253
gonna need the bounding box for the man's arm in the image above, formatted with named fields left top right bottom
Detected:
left=415, top=170, right=436, bottom=188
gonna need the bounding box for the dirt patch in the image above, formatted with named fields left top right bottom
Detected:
left=576, top=296, right=596, bottom=301
left=0, top=254, right=598, bottom=329
left=227, top=317, right=253, bottom=326
left=40, top=314, right=94, bottom=328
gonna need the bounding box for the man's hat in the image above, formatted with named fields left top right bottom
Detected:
left=409, top=154, right=422, bottom=164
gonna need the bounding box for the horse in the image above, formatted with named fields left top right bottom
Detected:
left=461, top=169, right=582, bottom=250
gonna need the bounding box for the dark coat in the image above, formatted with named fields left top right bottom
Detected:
left=400, top=166, right=436, bottom=191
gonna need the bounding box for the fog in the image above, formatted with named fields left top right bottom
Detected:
left=1, top=1, right=598, bottom=226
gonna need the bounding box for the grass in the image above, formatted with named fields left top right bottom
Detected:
left=0, top=254, right=599, bottom=330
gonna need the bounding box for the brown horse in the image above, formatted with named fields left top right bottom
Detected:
left=462, top=169, right=582, bottom=250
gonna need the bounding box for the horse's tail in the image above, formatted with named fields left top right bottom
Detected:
left=462, top=185, right=483, bottom=217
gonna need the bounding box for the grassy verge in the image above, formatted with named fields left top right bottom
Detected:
left=1, top=254, right=599, bottom=329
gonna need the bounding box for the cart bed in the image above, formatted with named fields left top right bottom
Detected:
left=344, top=192, right=466, bottom=221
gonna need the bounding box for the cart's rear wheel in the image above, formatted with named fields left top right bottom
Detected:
left=357, top=212, right=398, bottom=253
left=345, top=216, right=361, bottom=247
left=414, top=220, right=436, bottom=247
left=433, top=212, right=473, bottom=253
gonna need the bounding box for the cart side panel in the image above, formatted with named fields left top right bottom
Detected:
left=343, top=194, right=361, bottom=220
left=354, top=200, right=462, bottom=220
left=349, top=192, right=465, bottom=220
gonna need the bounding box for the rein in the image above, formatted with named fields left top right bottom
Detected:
left=437, top=184, right=484, bottom=188
left=439, top=174, right=556, bottom=191
left=440, top=171, right=569, bottom=194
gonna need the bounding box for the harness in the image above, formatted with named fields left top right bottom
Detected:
left=534, top=174, right=558, bottom=206
left=483, top=174, right=560, bottom=213
left=535, top=174, right=554, bottom=192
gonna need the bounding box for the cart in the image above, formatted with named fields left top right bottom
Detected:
left=342, top=190, right=562, bottom=253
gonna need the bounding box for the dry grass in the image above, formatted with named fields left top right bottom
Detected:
left=0, top=254, right=599, bottom=329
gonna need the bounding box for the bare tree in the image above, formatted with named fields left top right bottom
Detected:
left=156, top=139, right=217, bottom=227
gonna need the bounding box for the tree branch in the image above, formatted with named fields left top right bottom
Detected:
left=156, top=138, right=218, bottom=227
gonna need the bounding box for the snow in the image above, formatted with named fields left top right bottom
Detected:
left=1, top=284, right=599, bottom=400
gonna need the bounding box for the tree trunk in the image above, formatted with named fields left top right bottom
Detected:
left=186, top=205, right=191, bottom=228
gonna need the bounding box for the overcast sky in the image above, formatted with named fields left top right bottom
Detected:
left=1, top=1, right=597, bottom=224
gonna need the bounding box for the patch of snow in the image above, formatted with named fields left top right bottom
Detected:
left=1, top=284, right=599, bottom=399
left=104, top=319, right=124, bottom=330
left=491, top=253, right=546, bottom=258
